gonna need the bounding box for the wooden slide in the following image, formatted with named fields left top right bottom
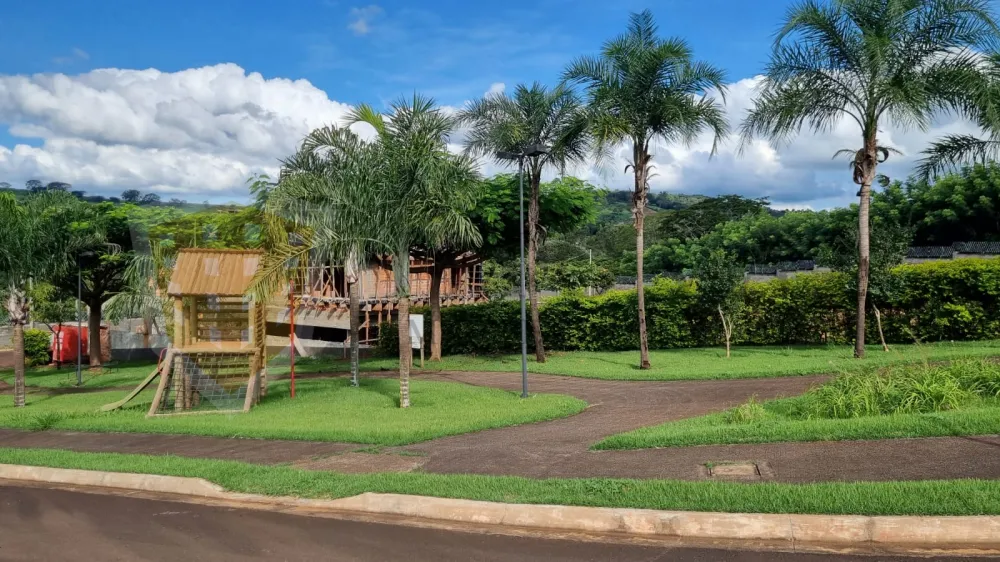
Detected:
left=100, top=349, right=172, bottom=412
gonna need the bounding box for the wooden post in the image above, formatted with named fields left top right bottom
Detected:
left=173, top=298, right=185, bottom=349
left=186, top=298, right=197, bottom=345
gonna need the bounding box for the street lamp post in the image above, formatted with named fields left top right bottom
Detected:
left=496, top=144, right=549, bottom=399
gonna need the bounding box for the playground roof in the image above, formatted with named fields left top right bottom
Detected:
left=167, top=248, right=263, bottom=297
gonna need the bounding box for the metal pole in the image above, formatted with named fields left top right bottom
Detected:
left=76, top=265, right=82, bottom=386
left=518, top=155, right=528, bottom=398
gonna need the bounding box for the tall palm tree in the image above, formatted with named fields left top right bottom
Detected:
left=460, top=83, right=590, bottom=363
left=740, top=0, right=1000, bottom=358
left=249, top=126, right=389, bottom=389
left=564, top=10, right=729, bottom=369
left=349, top=95, right=481, bottom=407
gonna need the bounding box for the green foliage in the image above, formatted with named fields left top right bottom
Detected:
left=480, top=260, right=516, bottom=301
left=725, top=395, right=767, bottom=425
left=597, top=360, right=1000, bottom=450
left=22, top=329, right=51, bottom=367
left=471, top=175, right=599, bottom=259
left=383, top=259, right=1000, bottom=355
left=536, top=261, right=614, bottom=292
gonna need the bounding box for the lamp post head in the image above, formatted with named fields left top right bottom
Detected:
left=524, top=144, right=550, bottom=157
left=496, top=150, right=519, bottom=160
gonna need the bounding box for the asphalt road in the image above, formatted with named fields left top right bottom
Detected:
left=0, top=485, right=992, bottom=562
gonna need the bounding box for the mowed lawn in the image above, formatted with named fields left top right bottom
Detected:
left=0, top=378, right=585, bottom=445
left=3, top=447, right=1000, bottom=516
left=5, top=341, right=1000, bottom=389
left=358, top=340, right=1000, bottom=381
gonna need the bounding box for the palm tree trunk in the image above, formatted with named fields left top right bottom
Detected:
left=855, top=170, right=873, bottom=360
left=396, top=296, right=411, bottom=408
left=348, top=279, right=360, bottom=386
left=634, top=152, right=651, bottom=369
left=12, top=322, right=25, bottom=407
left=528, top=172, right=545, bottom=363
left=88, top=298, right=103, bottom=368
left=429, top=263, right=444, bottom=361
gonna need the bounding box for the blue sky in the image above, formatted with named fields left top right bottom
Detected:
left=0, top=1, right=991, bottom=206
left=0, top=0, right=788, bottom=106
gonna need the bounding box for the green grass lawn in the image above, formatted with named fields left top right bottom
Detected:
left=0, top=378, right=585, bottom=445
left=358, top=340, right=1000, bottom=381
left=5, top=341, right=1000, bottom=391
left=2, top=447, right=999, bottom=516
left=596, top=360, right=1000, bottom=450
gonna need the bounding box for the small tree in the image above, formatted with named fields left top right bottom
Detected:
left=693, top=250, right=745, bottom=358
left=121, top=189, right=142, bottom=203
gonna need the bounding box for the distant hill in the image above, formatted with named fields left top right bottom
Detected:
left=596, top=190, right=706, bottom=226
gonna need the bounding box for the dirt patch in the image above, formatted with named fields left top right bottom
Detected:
left=292, top=451, right=428, bottom=473
left=0, top=350, right=12, bottom=370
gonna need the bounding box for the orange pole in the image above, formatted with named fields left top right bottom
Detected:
left=289, top=280, right=296, bottom=399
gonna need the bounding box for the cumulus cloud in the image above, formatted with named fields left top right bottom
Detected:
left=348, top=5, right=383, bottom=36
left=0, top=65, right=986, bottom=207
left=0, top=64, right=353, bottom=198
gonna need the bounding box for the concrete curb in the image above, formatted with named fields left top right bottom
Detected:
left=2, top=463, right=998, bottom=555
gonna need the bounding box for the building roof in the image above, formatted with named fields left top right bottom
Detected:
left=167, top=248, right=263, bottom=297
left=953, top=241, right=1000, bottom=255
left=907, top=246, right=954, bottom=258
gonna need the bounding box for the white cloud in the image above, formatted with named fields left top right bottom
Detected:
left=485, top=82, right=505, bottom=96
left=0, top=66, right=986, bottom=207
left=52, top=47, right=89, bottom=65
left=348, top=5, right=383, bottom=36
left=0, top=64, right=353, bottom=198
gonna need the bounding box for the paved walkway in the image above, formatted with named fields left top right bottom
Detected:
left=2, top=371, right=1000, bottom=482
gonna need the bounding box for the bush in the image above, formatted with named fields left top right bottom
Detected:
left=376, top=258, right=1000, bottom=356
left=23, top=329, right=52, bottom=367
left=792, top=360, right=997, bottom=419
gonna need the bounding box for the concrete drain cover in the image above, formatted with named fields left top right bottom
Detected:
left=705, top=462, right=769, bottom=481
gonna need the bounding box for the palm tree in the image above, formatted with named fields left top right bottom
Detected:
left=918, top=54, right=1000, bottom=176
left=460, top=83, right=590, bottom=363
left=249, top=126, right=390, bottom=389
left=740, top=0, right=1000, bottom=358
left=564, top=9, right=729, bottom=369
left=348, top=95, right=481, bottom=407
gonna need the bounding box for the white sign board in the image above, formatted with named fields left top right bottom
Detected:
left=409, top=314, right=424, bottom=350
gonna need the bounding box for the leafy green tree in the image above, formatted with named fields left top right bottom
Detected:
left=121, top=189, right=142, bottom=203
left=740, top=0, right=1000, bottom=358
left=693, top=250, right=745, bottom=357
left=349, top=95, right=481, bottom=407
left=0, top=191, right=91, bottom=405
left=897, top=163, right=1000, bottom=244
left=537, top=261, right=615, bottom=293
left=50, top=202, right=134, bottom=367
left=565, top=9, right=729, bottom=369
left=460, top=83, right=590, bottom=363
left=659, top=195, right=769, bottom=241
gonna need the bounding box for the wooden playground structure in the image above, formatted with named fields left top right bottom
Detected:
left=102, top=248, right=488, bottom=415
left=103, top=249, right=268, bottom=416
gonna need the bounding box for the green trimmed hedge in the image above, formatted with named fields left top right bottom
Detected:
left=379, top=258, right=1000, bottom=355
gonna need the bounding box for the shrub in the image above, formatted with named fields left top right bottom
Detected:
left=725, top=395, right=767, bottom=424
left=22, top=329, right=52, bottom=367
left=375, top=258, right=1000, bottom=356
